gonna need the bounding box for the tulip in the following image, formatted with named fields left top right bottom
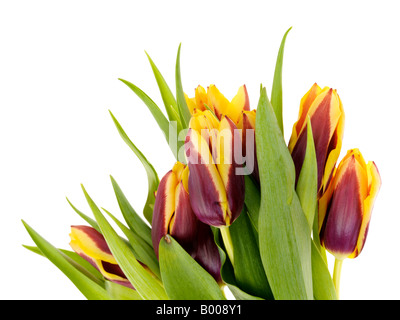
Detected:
left=319, top=148, right=381, bottom=259
left=288, top=83, right=345, bottom=195
left=185, top=113, right=244, bottom=227
left=69, top=225, right=134, bottom=289
left=185, top=84, right=250, bottom=124
left=318, top=149, right=381, bottom=296
left=151, top=161, right=222, bottom=283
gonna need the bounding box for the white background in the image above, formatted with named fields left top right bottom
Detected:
left=1, top=0, right=399, bottom=300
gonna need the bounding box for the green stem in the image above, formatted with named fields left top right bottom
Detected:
left=333, top=258, right=343, bottom=299
left=220, top=226, right=234, bottom=266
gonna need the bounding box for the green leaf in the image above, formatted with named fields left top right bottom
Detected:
left=271, top=27, right=292, bottom=134
left=22, top=220, right=111, bottom=300
left=311, top=241, right=337, bottom=300
left=109, top=111, right=159, bottom=224
left=175, top=43, right=192, bottom=128
left=230, top=210, right=273, bottom=299
left=159, top=235, right=226, bottom=300
left=102, top=207, right=160, bottom=279
left=212, top=227, right=264, bottom=300
left=296, top=117, right=318, bottom=230
left=105, top=281, right=143, bottom=300
left=23, top=245, right=105, bottom=286
left=118, top=78, right=170, bottom=142
left=145, top=51, right=181, bottom=126
left=66, top=197, right=101, bottom=232
left=244, top=175, right=261, bottom=232
left=110, top=175, right=153, bottom=245
left=81, top=185, right=168, bottom=300
left=256, top=86, right=313, bottom=300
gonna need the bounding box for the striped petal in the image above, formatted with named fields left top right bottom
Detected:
left=151, top=170, right=177, bottom=257
left=185, top=128, right=229, bottom=226
left=215, top=116, right=245, bottom=224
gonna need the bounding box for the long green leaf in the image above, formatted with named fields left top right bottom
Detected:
left=118, top=78, right=170, bottom=141
left=230, top=210, right=273, bottom=299
left=110, top=175, right=153, bottom=244
left=81, top=185, right=168, bottom=300
left=296, top=117, right=318, bottom=230
left=109, top=111, right=159, bottom=224
left=271, top=27, right=292, bottom=134
left=256, top=86, right=313, bottom=300
left=23, top=245, right=105, bottom=286
left=175, top=43, right=192, bottom=128
left=159, top=235, right=226, bottom=300
left=22, top=220, right=111, bottom=300
left=145, top=51, right=180, bottom=124
left=66, top=197, right=100, bottom=232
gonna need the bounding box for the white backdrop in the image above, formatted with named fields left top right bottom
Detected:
left=1, top=0, right=399, bottom=300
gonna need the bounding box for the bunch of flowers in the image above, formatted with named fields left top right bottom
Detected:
left=22, top=28, right=381, bottom=300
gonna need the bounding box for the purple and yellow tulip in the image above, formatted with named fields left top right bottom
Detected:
left=69, top=225, right=134, bottom=289
left=151, top=161, right=222, bottom=283
left=288, top=83, right=345, bottom=195
left=319, top=149, right=381, bottom=259
left=185, top=111, right=245, bottom=227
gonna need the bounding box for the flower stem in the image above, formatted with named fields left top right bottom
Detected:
left=333, top=258, right=343, bottom=299
left=220, top=226, right=234, bottom=266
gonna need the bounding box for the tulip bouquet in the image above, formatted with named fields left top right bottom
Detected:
left=22, top=28, right=381, bottom=301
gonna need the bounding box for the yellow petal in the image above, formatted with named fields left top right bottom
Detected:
left=207, top=85, right=230, bottom=120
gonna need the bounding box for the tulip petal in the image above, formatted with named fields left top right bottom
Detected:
left=192, top=222, right=223, bottom=284
left=70, top=225, right=116, bottom=264
left=194, top=85, right=209, bottom=112
left=207, top=85, right=230, bottom=121
left=351, top=161, right=381, bottom=258
left=169, top=181, right=199, bottom=254
left=151, top=170, right=177, bottom=257
left=216, top=116, right=245, bottom=224
left=288, top=83, right=322, bottom=150
left=230, top=85, right=250, bottom=123
left=185, top=128, right=229, bottom=226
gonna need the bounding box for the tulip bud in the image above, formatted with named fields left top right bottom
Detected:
left=185, top=114, right=244, bottom=227
left=69, top=225, right=134, bottom=289
left=319, top=149, right=381, bottom=259
left=288, top=83, right=345, bottom=194
left=151, top=161, right=222, bottom=282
